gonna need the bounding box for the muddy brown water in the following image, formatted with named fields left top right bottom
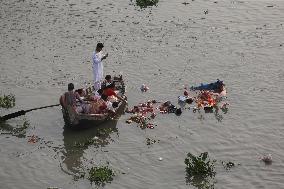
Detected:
left=0, top=0, right=284, bottom=188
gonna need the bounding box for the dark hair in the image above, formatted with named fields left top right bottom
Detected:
left=68, top=83, right=74, bottom=91
left=101, top=94, right=108, bottom=101
left=175, top=108, right=182, bottom=116
left=96, top=43, right=104, bottom=49
left=75, top=88, right=84, bottom=95
left=106, top=82, right=115, bottom=89
left=97, top=89, right=103, bottom=95
left=112, top=101, right=119, bottom=108
left=186, top=98, right=193, bottom=104
left=105, top=75, right=111, bottom=80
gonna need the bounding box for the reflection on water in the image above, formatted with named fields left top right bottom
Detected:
left=61, top=121, right=119, bottom=175
left=0, top=119, right=29, bottom=138
left=213, top=108, right=223, bottom=122
left=194, top=106, right=228, bottom=122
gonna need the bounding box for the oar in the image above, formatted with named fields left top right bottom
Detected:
left=0, top=103, right=61, bottom=121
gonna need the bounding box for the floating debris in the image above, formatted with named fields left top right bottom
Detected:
left=140, top=84, right=149, bottom=92
left=126, top=98, right=183, bottom=129
left=126, top=114, right=156, bottom=129
left=260, top=154, right=272, bottom=165
left=222, top=161, right=237, bottom=170
left=146, top=137, right=160, bottom=145
left=220, top=102, right=229, bottom=113
left=28, top=135, right=39, bottom=143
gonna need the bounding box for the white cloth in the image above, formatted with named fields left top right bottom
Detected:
left=106, top=101, right=115, bottom=111
left=92, top=51, right=104, bottom=90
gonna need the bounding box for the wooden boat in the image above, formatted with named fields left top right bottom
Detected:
left=61, top=77, right=127, bottom=129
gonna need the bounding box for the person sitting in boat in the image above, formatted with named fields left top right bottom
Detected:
left=211, top=83, right=227, bottom=101
left=90, top=89, right=103, bottom=101
left=60, top=83, right=84, bottom=113
left=101, top=75, right=112, bottom=89
left=74, top=88, right=86, bottom=101
left=216, top=83, right=226, bottom=95
left=88, top=94, right=116, bottom=114
left=103, top=82, right=127, bottom=103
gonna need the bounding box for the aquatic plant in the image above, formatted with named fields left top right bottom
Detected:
left=0, top=94, right=15, bottom=109
left=136, top=0, right=159, bottom=8
left=185, top=152, right=216, bottom=189
left=185, top=152, right=216, bottom=178
left=88, top=166, right=115, bottom=186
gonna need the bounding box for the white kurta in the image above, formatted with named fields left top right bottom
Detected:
left=92, top=51, right=104, bottom=90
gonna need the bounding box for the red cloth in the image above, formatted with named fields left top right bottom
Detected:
left=104, top=88, right=116, bottom=97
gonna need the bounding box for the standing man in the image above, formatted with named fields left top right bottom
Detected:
left=92, top=42, right=108, bottom=91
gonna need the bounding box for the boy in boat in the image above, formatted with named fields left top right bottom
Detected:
left=101, top=75, right=112, bottom=89
left=60, top=83, right=85, bottom=113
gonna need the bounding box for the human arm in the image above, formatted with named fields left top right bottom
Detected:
left=59, top=95, right=66, bottom=107
left=101, top=53, right=108, bottom=61
left=75, top=92, right=83, bottom=103
left=114, top=94, right=127, bottom=103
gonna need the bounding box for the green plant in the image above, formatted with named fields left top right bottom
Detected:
left=88, top=166, right=114, bottom=186
left=185, top=152, right=216, bottom=189
left=0, top=94, right=16, bottom=109
left=136, top=0, right=159, bottom=8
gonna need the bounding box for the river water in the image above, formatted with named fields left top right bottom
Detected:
left=0, top=0, right=284, bottom=188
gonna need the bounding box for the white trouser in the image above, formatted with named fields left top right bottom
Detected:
left=94, top=81, right=101, bottom=91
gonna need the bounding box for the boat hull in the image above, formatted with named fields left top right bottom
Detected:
left=62, top=101, right=127, bottom=129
